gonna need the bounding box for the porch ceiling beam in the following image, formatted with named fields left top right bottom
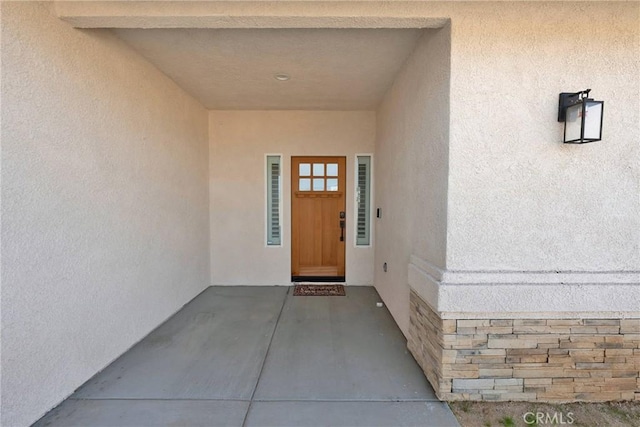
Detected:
left=53, top=1, right=448, bottom=29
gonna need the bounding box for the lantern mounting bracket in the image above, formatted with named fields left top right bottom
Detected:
left=558, top=89, right=591, bottom=122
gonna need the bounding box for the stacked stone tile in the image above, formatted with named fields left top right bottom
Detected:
left=408, top=290, right=640, bottom=402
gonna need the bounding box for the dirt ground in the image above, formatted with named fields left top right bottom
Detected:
left=449, top=400, right=640, bottom=427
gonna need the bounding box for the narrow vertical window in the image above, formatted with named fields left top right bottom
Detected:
left=267, top=156, right=281, bottom=246
left=356, top=156, right=371, bottom=246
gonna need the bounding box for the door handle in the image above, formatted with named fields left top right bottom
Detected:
left=340, top=220, right=345, bottom=241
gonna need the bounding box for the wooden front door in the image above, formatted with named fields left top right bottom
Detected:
left=291, top=156, right=346, bottom=280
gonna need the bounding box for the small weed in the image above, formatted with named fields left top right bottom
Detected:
left=498, top=416, right=515, bottom=427
left=483, top=421, right=492, bottom=427
left=460, top=401, right=472, bottom=413
left=605, top=404, right=629, bottom=420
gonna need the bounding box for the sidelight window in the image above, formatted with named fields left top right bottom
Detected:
left=266, top=155, right=281, bottom=246
left=356, top=156, right=372, bottom=246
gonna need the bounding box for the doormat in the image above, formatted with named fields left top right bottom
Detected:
left=293, top=284, right=346, bottom=296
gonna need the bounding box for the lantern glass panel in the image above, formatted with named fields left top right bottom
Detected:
left=583, top=101, right=603, bottom=140
left=564, top=103, right=583, bottom=142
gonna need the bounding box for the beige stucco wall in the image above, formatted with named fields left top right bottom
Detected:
left=1, top=3, right=209, bottom=426
left=430, top=1, right=640, bottom=316
left=375, top=27, right=451, bottom=335
left=209, top=110, right=375, bottom=286
left=446, top=1, right=639, bottom=273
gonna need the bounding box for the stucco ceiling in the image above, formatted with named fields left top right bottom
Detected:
left=112, top=28, right=425, bottom=110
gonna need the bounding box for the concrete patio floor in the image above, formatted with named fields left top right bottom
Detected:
left=34, top=286, right=460, bottom=427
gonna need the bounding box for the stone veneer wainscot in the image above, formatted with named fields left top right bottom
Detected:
left=408, top=290, right=640, bottom=402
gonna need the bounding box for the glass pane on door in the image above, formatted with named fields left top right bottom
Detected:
left=299, top=163, right=311, bottom=176
left=313, top=163, right=325, bottom=176
left=299, top=178, right=311, bottom=191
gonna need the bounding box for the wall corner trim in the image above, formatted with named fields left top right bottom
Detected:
left=408, top=255, right=640, bottom=315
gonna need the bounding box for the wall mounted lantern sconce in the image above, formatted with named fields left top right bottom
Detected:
left=558, top=89, right=604, bottom=144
